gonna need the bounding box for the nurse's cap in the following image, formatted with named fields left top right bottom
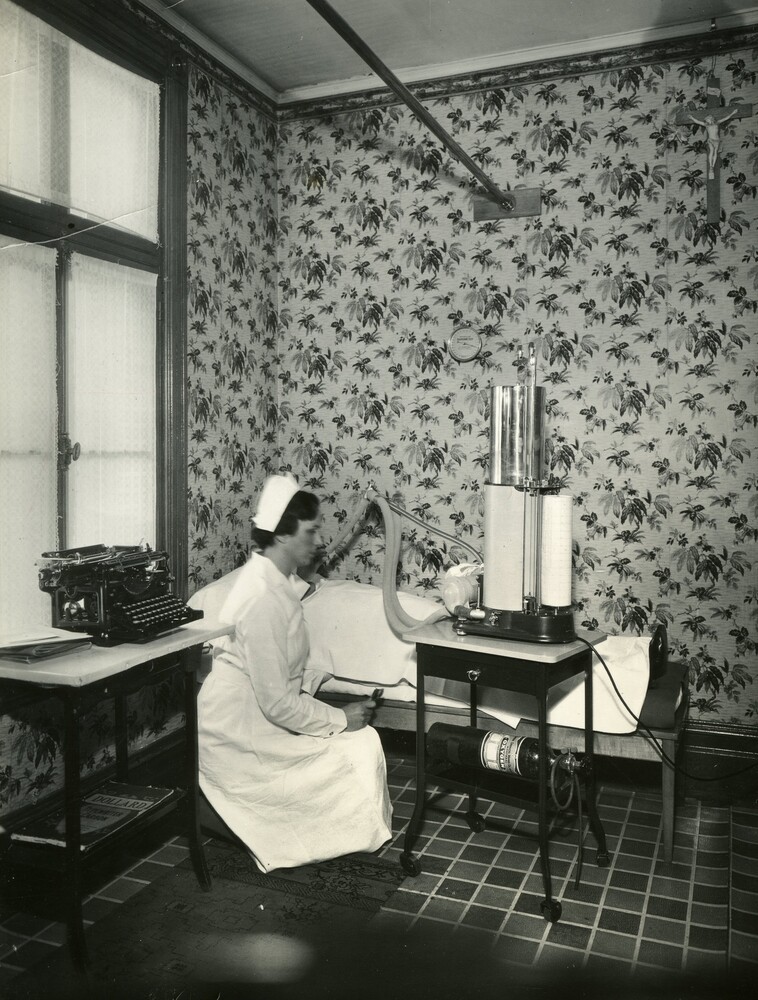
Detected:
left=252, top=473, right=300, bottom=532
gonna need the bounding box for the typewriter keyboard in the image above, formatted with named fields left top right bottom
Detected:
left=110, top=594, right=204, bottom=639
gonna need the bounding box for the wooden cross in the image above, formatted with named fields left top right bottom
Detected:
left=674, top=77, right=753, bottom=223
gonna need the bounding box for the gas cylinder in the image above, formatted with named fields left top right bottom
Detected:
left=426, top=723, right=553, bottom=780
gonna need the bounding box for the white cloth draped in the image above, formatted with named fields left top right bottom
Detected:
left=303, top=579, right=434, bottom=685
left=306, top=581, right=651, bottom=734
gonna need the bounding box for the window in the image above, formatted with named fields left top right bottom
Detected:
left=0, top=0, right=187, bottom=632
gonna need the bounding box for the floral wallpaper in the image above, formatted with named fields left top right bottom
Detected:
left=186, top=72, right=281, bottom=578
left=0, top=678, right=184, bottom=816
left=186, top=50, right=757, bottom=731
left=3, top=29, right=757, bottom=821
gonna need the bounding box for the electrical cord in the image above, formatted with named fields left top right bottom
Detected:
left=549, top=755, right=574, bottom=811
left=574, top=634, right=758, bottom=783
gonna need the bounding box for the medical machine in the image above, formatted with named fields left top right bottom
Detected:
left=318, top=344, right=575, bottom=644
left=454, top=346, right=577, bottom=644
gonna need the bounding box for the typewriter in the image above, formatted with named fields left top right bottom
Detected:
left=38, top=543, right=203, bottom=646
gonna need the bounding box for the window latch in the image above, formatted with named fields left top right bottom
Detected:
left=58, top=432, right=81, bottom=471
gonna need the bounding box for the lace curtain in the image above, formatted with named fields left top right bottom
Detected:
left=0, top=1, right=160, bottom=634
left=0, top=0, right=159, bottom=240
left=67, top=255, right=157, bottom=548
left=0, top=247, right=157, bottom=633
left=0, top=240, right=58, bottom=631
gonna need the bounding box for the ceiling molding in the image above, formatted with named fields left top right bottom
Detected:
left=139, top=0, right=758, bottom=110
left=277, top=22, right=758, bottom=121
left=137, top=0, right=279, bottom=101
left=277, top=9, right=758, bottom=106
left=134, top=1, right=758, bottom=123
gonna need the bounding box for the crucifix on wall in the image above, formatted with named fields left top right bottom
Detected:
left=674, top=77, right=753, bottom=223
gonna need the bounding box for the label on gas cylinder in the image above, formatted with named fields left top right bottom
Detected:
left=479, top=732, right=525, bottom=775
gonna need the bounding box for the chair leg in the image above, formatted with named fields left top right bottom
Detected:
left=661, top=744, right=676, bottom=862
left=199, top=791, right=244, bottom=847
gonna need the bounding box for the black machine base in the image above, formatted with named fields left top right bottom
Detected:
left=454, top=606, right=577, bottom=644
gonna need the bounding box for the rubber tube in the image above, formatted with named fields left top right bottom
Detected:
left=318, top=496, right=371, bottom=569
left=375, top=492, right=418, bottom=633
left=372, top=491, right=449, bottom=637
left=318, top=486, right=450, bottom=638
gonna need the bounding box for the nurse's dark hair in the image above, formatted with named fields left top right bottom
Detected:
left=251, top=490, right=319, bottom=551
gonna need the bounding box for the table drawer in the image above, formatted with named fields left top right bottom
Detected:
left=420, top=655, right=503, bottom=687
left=416, top=643, right=590, bottom=696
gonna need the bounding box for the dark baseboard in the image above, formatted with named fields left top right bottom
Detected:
left=680, top=721, right=758, bottom=808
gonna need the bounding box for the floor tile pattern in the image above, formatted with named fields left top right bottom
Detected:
left=0, top=755, right=755, bottom=995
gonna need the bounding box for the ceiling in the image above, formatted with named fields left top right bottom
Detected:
left=142, top=0, right=758, bottom=103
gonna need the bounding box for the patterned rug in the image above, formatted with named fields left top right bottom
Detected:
left=13, top=840, right=406, bottom=1000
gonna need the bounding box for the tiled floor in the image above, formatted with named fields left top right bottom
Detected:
left=1, top=754, right=756, bottom=996
left=378, top=757, right=756, bottom=990
left=731, top=807, right=758, bottom=970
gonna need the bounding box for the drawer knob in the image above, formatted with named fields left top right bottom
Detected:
left=467, top=668, right=481, bottom=682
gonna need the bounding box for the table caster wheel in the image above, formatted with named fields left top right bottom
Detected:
left=596, top=849, right=610, bottom=867
left=400, top=853, right=421, bottom=876
left=465, top=811, right=485, bottom=833
left=540, top=899, right=562, bottom=923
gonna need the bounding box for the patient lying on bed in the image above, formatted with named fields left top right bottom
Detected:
left=305, top=580, right=655, bottom=735
left=191, top=573, right=659, bottom=736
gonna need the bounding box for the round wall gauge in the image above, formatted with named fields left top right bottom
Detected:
left=447, top=327, right=482, bottom=362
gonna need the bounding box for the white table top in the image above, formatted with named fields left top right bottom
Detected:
left=0, top=619, right=234, bottom=687
left=402, top=619, right=605, bottom=663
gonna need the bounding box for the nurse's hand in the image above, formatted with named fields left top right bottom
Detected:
left=343, top=696, right=377, bottom=731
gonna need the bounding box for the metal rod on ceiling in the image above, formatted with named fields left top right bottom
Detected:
left=305, top=0, right=515, bottom=212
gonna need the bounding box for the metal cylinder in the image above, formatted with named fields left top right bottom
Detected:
left=489, top=385, right=546, bottom=487
left=426, top=723, right=545, bottom=781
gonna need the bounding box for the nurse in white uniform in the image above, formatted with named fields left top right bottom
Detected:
left=197, top=474, right=392, bottom=872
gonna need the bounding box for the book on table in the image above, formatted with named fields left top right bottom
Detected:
left=11, top=781, right=174, bottom=850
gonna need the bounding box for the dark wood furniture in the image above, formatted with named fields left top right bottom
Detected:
left=0, top=621, right=232, bottom=970
left=398, top=622, right=609, bottom=923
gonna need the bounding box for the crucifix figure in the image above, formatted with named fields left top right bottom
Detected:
left=684, top=105, right=740, bottom=179
left=674, top=77, right=753, bottom=223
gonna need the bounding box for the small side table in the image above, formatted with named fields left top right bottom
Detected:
left=399, top=621, right=609, bottom=922
left=0, top=620, right=233, bottom=969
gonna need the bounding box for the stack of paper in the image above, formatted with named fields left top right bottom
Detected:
left=0, top=633, right=92, bottom=663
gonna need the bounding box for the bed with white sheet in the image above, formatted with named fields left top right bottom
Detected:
left=191, top=574, right=680, bottom=736
left=304, top=580, right=681, bottom=734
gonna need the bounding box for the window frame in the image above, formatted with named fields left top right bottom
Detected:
left=0, top=0, right=189, bottom=596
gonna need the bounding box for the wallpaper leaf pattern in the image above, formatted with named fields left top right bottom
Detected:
left=186, top=53, right=757, bottom=729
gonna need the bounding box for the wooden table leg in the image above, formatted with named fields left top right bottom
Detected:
left=400, top=669, right=425, bottom=876
left=183, top=647, right=211, bottom=890
left=464, top=673, right=484, bottom=832
left=114, top=691, right=129, bottom=782
left=536, top=675, right=560, bottom=922
left=583, top=650, right=610, bottom=865
left=63, top=690, right=89, bottom=970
